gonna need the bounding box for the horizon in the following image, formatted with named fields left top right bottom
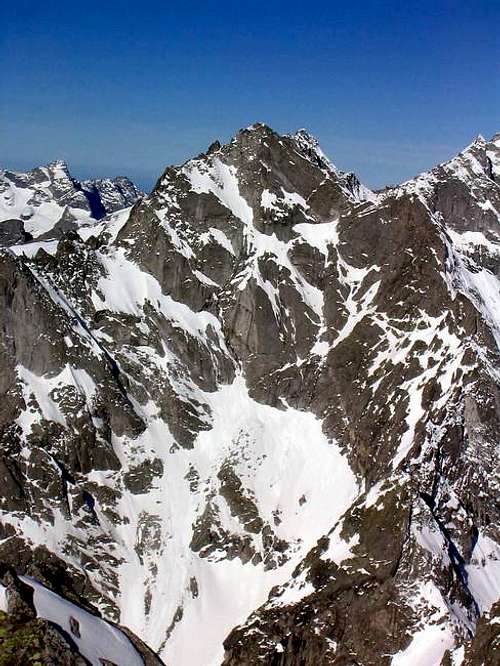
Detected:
left=1, top=1, right=498, bottom=191
left=1, top=122, right=498, bottom=194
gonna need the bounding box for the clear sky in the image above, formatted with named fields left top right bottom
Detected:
left=1, top=0, right=498, bottom=191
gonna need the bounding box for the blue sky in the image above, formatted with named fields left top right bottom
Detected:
left=1, top=1, right=498, bottom=190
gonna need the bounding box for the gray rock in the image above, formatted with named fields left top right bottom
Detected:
left=0, top=126, right=499, bottom=666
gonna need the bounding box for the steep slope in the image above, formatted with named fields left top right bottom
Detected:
left=0, top=125, right=498, bottom=666
left=222, top=131, right=500, bottom=665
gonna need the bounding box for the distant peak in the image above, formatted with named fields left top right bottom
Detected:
left=470, top=133, right=486, bottom=148
left=462, top=134, right=487, bottom=154
left=47, top=159, right=68, bottom=168
left=46, top=159, right=71, bottom=177
left=113, top=175, right=138, bottom=186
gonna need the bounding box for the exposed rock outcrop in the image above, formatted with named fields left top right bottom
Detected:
left=0, top=125, right=499, bottom=665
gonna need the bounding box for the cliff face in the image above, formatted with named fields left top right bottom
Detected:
left=0, top=125, right=498, bottom=665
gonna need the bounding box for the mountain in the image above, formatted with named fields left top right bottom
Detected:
left=0, top=160, right=142, bottom=242
left=0, top=123, right=498, bottom=665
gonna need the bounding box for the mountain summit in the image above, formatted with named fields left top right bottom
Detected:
left=0, top=126, right=499, bottom=665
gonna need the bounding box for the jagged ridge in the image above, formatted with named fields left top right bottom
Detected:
left=0, top=125, right=498, bottom=666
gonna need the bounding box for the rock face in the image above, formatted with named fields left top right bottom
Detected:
left=0, top=124, right=499, bottom=666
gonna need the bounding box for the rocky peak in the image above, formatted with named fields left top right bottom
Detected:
left=382, top=132, right=500, bottom=235
left=0, top=124, right=499, bottom=666
left=81, top=176, right=143, bottom=216
left=289, top=127, right=337, bottom=171
left=45, top=159, right=72, bottom=178
left=239, top=121, right=275, bottom=136
left=153, top=123, right=373, bottom=232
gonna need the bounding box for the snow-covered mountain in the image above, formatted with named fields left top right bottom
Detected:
left=0, top=124, right=498, bottom=665
left=0, top=160, right=142, bottom=242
